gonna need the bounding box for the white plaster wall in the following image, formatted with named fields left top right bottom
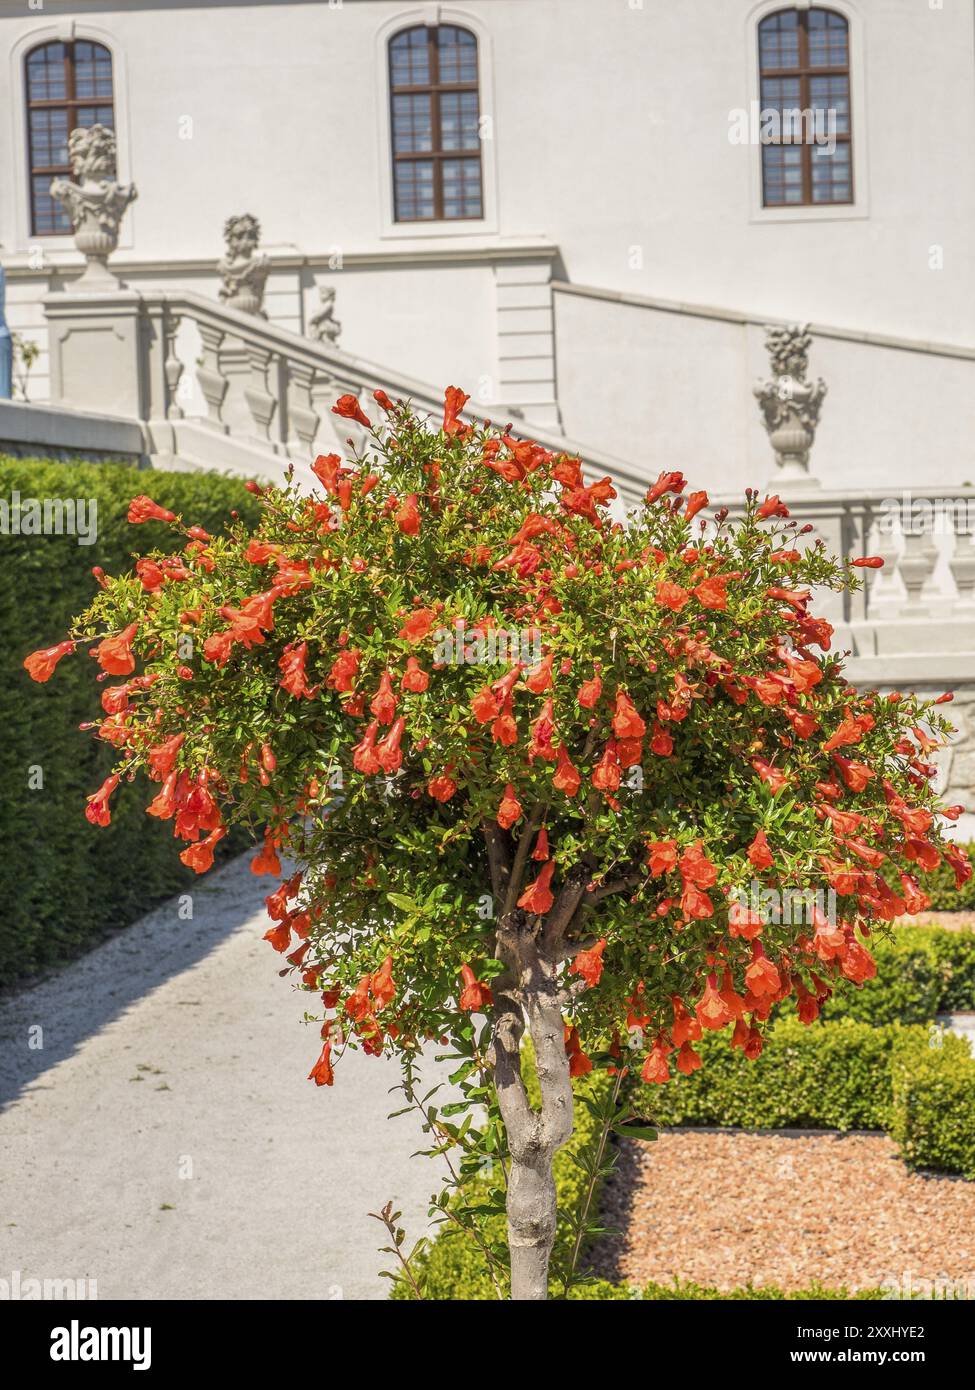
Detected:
left=1, top=0, right=973, bottom=479
left=554, top=288, right=975, bottom=495
left=1, top=0, right=972, bottom=339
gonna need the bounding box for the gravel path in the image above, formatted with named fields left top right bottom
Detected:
left=0, top=854, right=445, bottom=1301
left=591, top=1130, right=975, bottom=1294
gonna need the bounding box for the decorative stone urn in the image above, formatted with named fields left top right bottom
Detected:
left=217, top=214, right=270, bottom=316
left=49, top=125, right=137, bottom=289
left=753, top=323, right=827, bottom=484
left=308, top=284, right=341, bottom=345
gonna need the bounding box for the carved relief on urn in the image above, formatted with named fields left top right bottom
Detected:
left=49, top=125, right=137, bottom=288
left=753, top=323, right=827, bottom=484
left=217, top=214, right=270, bottom=316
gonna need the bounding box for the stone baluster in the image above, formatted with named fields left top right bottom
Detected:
left=948, top=510, right=975, bottom=606
left=163, top=306, right=184, bottom=420
left=242, top=342, right=278, bottom=447
left=287, top=362, right=320, bottom=460
left=196, top=323, right=229, bottom=431
left=897, top=516, right=938, bottom=616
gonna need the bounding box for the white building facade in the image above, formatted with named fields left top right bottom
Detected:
left=1, top=0, right=974, bottom=814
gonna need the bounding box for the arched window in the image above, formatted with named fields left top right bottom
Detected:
left=758, top=8, right=852, bottom=207
left=25, top=39, right=115, bottom=235
left=388, top=24, right=482, bottom=222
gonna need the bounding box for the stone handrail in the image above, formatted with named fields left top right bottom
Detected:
left=132, top=289, right=646, bottom=497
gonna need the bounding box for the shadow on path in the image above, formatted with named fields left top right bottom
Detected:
left=0, top=853, right=261, bottom=1109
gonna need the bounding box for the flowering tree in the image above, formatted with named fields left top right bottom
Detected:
left=26, top=387, right=970, bottom=1300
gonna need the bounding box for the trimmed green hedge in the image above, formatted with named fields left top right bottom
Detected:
left=636, top=1017, right=971, bottom=1134
left=0, top=458, right=259, bottom=984
left=396, top=1017, right=975, bottom=1299
left=818, top=925, right=975, bottom=1026
left=891, top=1042, right=975, bottom=1180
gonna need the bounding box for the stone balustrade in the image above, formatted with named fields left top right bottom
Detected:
left=41, top=283, right=638, bottom=493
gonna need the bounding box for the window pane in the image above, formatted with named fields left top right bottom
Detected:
left=810, top=141, right=851, bottom=202
left=758, top=11, right=799, bottom=70
left=28, top=108, right=70, bottom=168
left=31, top=176, right=71, bottom=234
left=437, top=26, right=478, bottom=84
left=808, top=9, right=848, bottom=66
left=394, top=160, right=435, bottom=220
left=27, top=42, right=67, bottom=101
left=392, top=92, right=432, bottom=153
left=441, top=157, right=482, bottom=218
left=74, top=42, right=113, bottom=100
left=809, top=75, right=850, bottom=134
left=761, top=75, right=802, bottom=120
left=389, top=28, right=429, bottom=87
left=439, top=90, right=480, bottom=151
left=762, top=145, right=804, bottom=204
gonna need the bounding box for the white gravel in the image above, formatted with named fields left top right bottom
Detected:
left=0, top=854, right=445, bottom=1300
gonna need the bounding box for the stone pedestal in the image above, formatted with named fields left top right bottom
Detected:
left=43, top=290, right=147, bottom=419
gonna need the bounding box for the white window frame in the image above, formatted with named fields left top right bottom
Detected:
left=374, top=3, right=499, bottom=240
left=746, top=0, right=869, bottom=223
left=6, top=19, right=134, bottom=255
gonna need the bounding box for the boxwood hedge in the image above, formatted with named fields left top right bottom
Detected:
left=0, top=458, right=259, bottom=984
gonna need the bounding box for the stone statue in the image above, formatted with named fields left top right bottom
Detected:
left=217, top=214, right=270, bottom=316
left=753, top=323, right=827, bottom=483
left=308, top=284, right=341, bottom=345
left=49, top=125, right=137, bottom=288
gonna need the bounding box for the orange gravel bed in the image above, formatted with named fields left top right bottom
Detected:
left=590, top=1130, right=975, bottom=1294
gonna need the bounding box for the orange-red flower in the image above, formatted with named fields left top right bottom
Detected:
left=23, top=640, right=75, bottom=683
left=85, top=773, right=120, bottom=827
left=612, top=690, right=646, bottom=740
left=744, top=941, right=781, bottom=997
left=747, top=829, right=774, bottom=870
left=443, top=384, right=470, bottom=437
left=552, top=744, right=581, bottom=797
left=376, top=717, right=405, bottom=773
left=401, top=657, right=429, bottom=692
left=459, top=963, right=493, bottom=1012
left=308, top=1041, right=334, bottom=1087
left=640, top=1041, right=671, bottom=1085
left=517, top=860, right=555, bottom=914
left=371, top=955, right=396, bottom=1010
left=695, top=974, right=732, bottom=1030
left=94, top=624, right=138, bottom=676
left=647, top=840, right=677, bottom=876
left=577, top=672, right=602, bottom=708
left=656, top=580, right=689, bottom=611
left=279, top=642, right=318, bottom=699
left=497, top=783, right=523, bottom=829
left=331, top=394, right=370, bottom=427
left=128, top=495, right=176, bottom=524
left=395, top=494, right=421, bottom=536
left=251, top=832, right=282, bottom=876
left=370, top=672, right=398, bottom=725
left=399, top=607, right=436, bottom=643
left=569, top=938, right=606, bottom=988
left=427, top=770, right=457, bottom=802
left=180, top=826, right=226, bottom=873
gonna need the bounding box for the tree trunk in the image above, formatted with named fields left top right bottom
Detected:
left=507, top=1146, right=560, bottom=1300
left=491, top=938, right=574, bottom=1301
